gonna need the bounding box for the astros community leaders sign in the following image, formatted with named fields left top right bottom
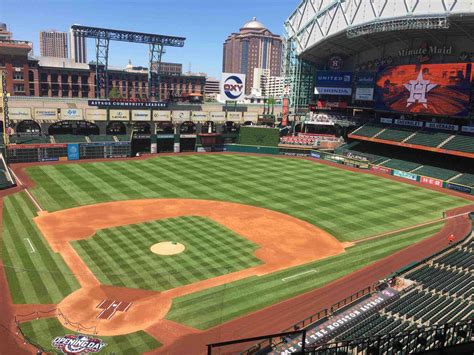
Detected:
left=220, top=73, right=246, bottom=101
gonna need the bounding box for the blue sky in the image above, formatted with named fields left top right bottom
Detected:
left=0, top=0, right=295, bottom=78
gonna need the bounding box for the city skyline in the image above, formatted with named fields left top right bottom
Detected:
left=0, top=0, right=293, bottom=78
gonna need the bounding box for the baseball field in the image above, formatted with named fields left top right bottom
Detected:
left=1, top=153, right=471, bottom=353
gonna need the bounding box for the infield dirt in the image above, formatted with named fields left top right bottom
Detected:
left=33, top=199, right=345, bottom=335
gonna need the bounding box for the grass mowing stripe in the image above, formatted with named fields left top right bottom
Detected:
left=166, top=221, right=445, bottom=329
left=1, top=193, right=80, bottom=304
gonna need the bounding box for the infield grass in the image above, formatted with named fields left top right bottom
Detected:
left=72, top=216, right=261, bottom=291
left=26, top=154, right=469, bottom=241
left=0, top=192, right=80, bottom=304
left=166, top=221, right=445, bottom=329
left=19, top=318, right=160, bottom=354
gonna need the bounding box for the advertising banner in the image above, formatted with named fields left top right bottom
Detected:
left=67, top=143, right=80, bottom=161
left=227, top=112, right=243, bottom=122
left=310, top=151, right=321, bottom=159
left=109, top=110, right=130, bottom=121
left=446, top=182, right=471, bottom=194
left=461, top=126, right=474, bottom=133
left=221, top=73, right=246, bottom=101
left=371, top=165, right=392, bottom=175
left=153, top=111, right=171, bottom=121
left=172, top=111, right=191, bottom=122
left=355, top=87, right=374, bottom=101
left=34, top=108, right=58, bottom=120
left=61, top=108, right=83, bottom=120
left=315, top=87, right=352, bottom=96
left=191, top=111, right=208, bottom=122
left=243, top=112, right=258, bottom=123
left=420, top=176, right=443, bottom=187
left=85, top=109, right=107, bottom=121
left=355, top=72, right=375, bottom=86
left=9, top=108, right=31, bottom=120
left=393, top=169, right=418, bottom=181
left=131, top=110, right=151, bottom=121
left=425, top=122, right=458, bottom=131
left=380, top=117, right=393, bottom=124
left=394, top=119, right=424, bottom=128
left=209, top=112, right=226, bottom=122
left=315, top=71, right=352, bottom=87
left=375, top=63, right=473, bottom=117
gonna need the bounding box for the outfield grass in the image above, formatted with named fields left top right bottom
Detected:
left=166, top=221, right=445, bottom=329
left=26, top=155, right=468, bottom=241
left=72, top=216, right=261, bottom=291
left=20, top=318, right=160, bottom=354
left=0, top=192, right=80, bottom=304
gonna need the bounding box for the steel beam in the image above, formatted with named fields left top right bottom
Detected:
left=95, top=36, right=110, bottom=98
left=148, top=44, right=164, bottom=100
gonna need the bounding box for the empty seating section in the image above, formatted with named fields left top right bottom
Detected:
left=377, top=127, right=416, bottom=142
left=9, top=135, right=51, bottom=144
left=88, top=135, right=115, bottom=142
left=451, top=174, right=474, bottom=187
left=442, top=134, right=474, bottom=153
left=406, top=131, right=453, bottom=147
left=406, top=266, right=472, bottom=297
left=436, top=249, right=474, bottom=269
left=415, top=165, right=459, bottom=181
left=53, top=135, right=88, bottom=143
left=0, top=155, right=14, bottom=189
left=351, top=123, right=384, bottom=138
left=381, top=159, right=421, bottom=172
left=280, top=135, right=317, bottom=146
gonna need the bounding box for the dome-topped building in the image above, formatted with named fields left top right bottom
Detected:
left=223, top=17, right=283, bottom=94
left=241, top=17, right=266, bottom=30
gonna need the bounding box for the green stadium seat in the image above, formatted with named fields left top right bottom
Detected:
left=376, top=127, right=416, bottom=142
left=405, top=131, right=453, bottom=148
left=451, top=173, right=474, bottom=187
left=441, top=134, right=474, bottom=153
left=415, top=166, right=458, bottom=181
left=351, top=123, right=385, bottom=138
left=381, top=159, right=421, bottom=172
left=115, top=135, right=131, bottom=142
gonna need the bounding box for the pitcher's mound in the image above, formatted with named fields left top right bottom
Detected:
left=150, top=242, right=185, bottom=256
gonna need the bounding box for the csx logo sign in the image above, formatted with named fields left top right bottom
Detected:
left=221, top=73, right=246, bottom=101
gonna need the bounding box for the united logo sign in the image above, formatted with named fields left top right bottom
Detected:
left=52, top=334, right=107, bottom=354
left=221, top=73, right=246, bottom=101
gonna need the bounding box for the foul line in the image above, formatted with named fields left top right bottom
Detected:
left=282, top=269, right=317, bottom=282
left=9, top=169, right=43, bottom=212
left=24, top=238, right=35, bottom=253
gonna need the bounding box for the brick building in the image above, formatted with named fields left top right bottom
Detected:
left=223, top=17, right=283, bottom=94
left=39, top=30, right=68, bottom=58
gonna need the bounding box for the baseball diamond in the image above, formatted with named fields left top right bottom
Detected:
left=1, top=152, right=472, bottom=354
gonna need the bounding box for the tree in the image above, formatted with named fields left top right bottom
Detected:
left=108, top=87, right=122, bottom=99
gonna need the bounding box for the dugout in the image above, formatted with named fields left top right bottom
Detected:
left=179, top=121, right=197, bottom=152
left=155, top=122, right=175, bottom=153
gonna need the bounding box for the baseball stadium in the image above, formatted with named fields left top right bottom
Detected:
left=0, top=1, right=474, bottom=354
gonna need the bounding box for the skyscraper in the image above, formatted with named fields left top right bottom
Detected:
left=223, top=17, right=283, bottom=94
left=69, top=28, right=87, bottom=63
left=39, top=30, right=68, bottom=58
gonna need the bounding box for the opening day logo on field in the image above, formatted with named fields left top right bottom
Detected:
left=52, top=334, right=107, bottom=354
left=221, top=73, right=246, bottom=101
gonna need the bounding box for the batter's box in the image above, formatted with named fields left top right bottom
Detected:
left=96, top=299, right=132, bottom=320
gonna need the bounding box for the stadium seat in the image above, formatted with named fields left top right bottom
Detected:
left=377, top=127, right=417, bottom=142
left=441, top=134, right=474, bottom=153
left=406, top=131, right=453, bottom=148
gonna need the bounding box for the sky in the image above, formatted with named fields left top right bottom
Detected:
left=0, top=0, right=296, bottom=78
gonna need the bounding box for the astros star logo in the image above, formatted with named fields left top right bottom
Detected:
left=404, top=70, right=437, bottom=108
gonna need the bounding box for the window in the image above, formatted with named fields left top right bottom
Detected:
left=14, top=84, right=25, bottom=93
left=13, top=71, right=24, bottom=80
